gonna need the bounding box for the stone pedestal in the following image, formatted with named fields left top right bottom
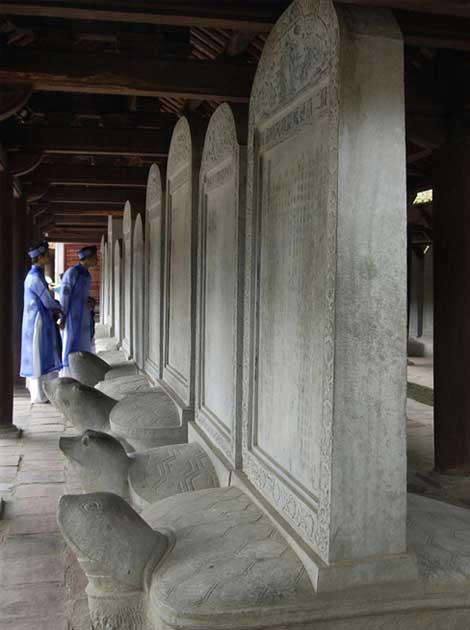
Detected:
left=240, top=0, right=415, bottom=589
left=434, top=137, right=470, bottom=473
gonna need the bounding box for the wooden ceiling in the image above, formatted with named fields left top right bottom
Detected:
left=0, top=0, right=469, bottom=242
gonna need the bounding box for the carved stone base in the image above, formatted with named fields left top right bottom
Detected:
left=59, top=488, right=470, bottom=630
left=109, top=390, right=187, bottom=451
left=96, top=375, right=153, bottom=401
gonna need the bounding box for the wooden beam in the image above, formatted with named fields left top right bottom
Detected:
left=44, top=233, right=105, bottom=243
left=335, top=1, right=470, bottom=18
left=0, top=48, right=255, bottom=102
left=0, top=84, right=33, bottom=122
left=23, top=164, right=149, bottom=187
left=2, top=125, right=170, bottom=156
left=0, top=2, right=287, bottom=31
left=397, top=11, right=470, bottom=50
left=31, top=202, right=124, bottom=216
left=55, top=215, right=109, bottom=227
left=35, top=185, right=145, bottom=205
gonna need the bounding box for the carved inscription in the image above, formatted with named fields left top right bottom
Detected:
left=254, top=113, right=328, bottom=499
left=200, top=173, right=237, bottom=437
left=147, top=213, right=162, bottom=373
left=167, top=177, right=191, bottom=386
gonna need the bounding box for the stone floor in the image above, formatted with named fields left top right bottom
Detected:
left=0, top=389, right=89, bottom=630
left=0, top=356, right=469, bottom=629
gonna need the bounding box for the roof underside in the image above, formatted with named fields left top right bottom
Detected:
left=1, top=0, right=467, bottom=242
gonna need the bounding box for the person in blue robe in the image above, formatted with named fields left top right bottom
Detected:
left=60, top=245, right=98, bottom=375
left=20, top=241, right=63, bottom=403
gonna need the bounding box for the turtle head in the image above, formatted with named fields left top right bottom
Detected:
left=48, top=378, right=116, bottom=432
left=59, top=430, right=129, bottom=496
left=58, top=492, right=167, bottom=629
left=69, top=351, right=110, bottom=387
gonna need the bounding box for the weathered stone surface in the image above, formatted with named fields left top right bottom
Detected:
left=110, top=391, right=186, bottom=451
left=58, top=487, right=470, bottom=630
left=69, top=351, right=110, bottom=387
left=162, top=117, right=198, bottom=407
left=95, top=374, right=153, bottom=401
left=59, top=430, right=219, bottom=509
left=44, top=377, right=116, bottom=432
left=97, top=350, right=127, bottom=366
left=194, top=103, right=246, bottom=468
left=113, top=239, right=123, bottom=344
left=107, top=217, right=123, bottom=335
left=69, top=349, right=137, bottom=387
left=103, top=363, right=138, bottom=380
left=60, top=431, right=129, bottom=497
left=132, top=214, right=145, bottom=370
left=121, top=201, right=134, bottom=359
left=58, top=492, right=168, bottom=630
left=99, top=236, right=106, bottom=326
left=241, top=0, right=412, bottom=588
left=144, top=164, right=164, bottom=381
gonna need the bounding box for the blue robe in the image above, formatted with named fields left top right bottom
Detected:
left=20, top=266, right=63, bottom=378
left=60, top=263, right=93, bottom=367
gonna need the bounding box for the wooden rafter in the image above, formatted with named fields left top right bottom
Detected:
left=0, top=2, right=288, bottom=30
left=0, top=48, right=256, bottom=101
left=3, top=126, right=170, bottom=156
left=23, top=164, right=149, bottom=187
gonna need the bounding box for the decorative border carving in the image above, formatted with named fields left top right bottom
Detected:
left=146, top=163, right=162, bottom=219
left=242, top=0, right=340, bottom=561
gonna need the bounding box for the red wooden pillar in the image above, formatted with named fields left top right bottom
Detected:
left=0, top=164, right=20, bottom=437
left=433, top=137, right=470, bottom=473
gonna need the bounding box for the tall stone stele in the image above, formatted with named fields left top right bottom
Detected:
left=113, top=239, right=123, bottom=344
left=238, top=0, right=417, bottom=590
left=121, top=201, right=134, bottom=358
left=107, top=215, right=123, bottom=337
left=132, top=214, right=145, bottom=370
left=161, top=117, right=206, bottom=420
left=190, top=103, right=247, bottom=478
left=144, top=164, right=165, bottom=381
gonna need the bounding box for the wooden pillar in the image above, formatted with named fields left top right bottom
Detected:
left=434, top=136, right=470, bottom=473
left=12, top=191, right=28, bottom=385
left=0, top=165, right=20, bottom=437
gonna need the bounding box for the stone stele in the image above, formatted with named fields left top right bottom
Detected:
left=161, top=117, right=198, bottom=409
left=132, top=213, right=145, bottom=370
left=43, top=377, right=116, bottom=432
left=113, top=239, right=123, bottom=343
left=59, top=430, right=220, bottom=510
left=121, top=201, right=134, bottom=359
left=144, top=164, right=164, bottom=382
left=191, top=103, right=247, bottom=471
left=240, top=0, right=415, bottom=589
left=59, top=487, right=470, bottom=630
